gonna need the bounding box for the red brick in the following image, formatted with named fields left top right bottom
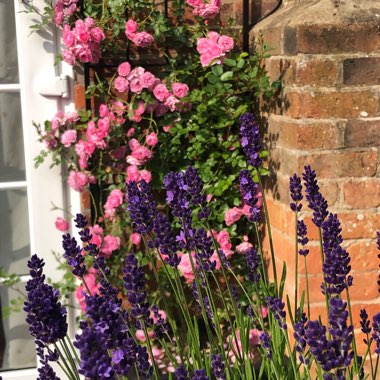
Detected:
left=343, top=57, right=380, bottom=85
left=74, top=84, right=86, bottom=110
left=285, top=23, right=380, bottom=55
left=255, top=26, right=283, bottom=55
left=301, top=150, right=378, bottom=178
left=351, top=303, right=380, bottom=329
left=338, top=211, right=380, bottom=240
left=349, top=272, right=379, bottom=300
left=264, top=57, right=294, bottom=83
left=344, top=119, right=380, bottom=148
left=298, top=275, right=325, bottom=303
left=295, top=57, right=337, bottom=86
left=81, top=191, right=91, bottom=210
left=285, top=91, right=379, bottom=119
left=343, top=179, right=380, bottom=209
left=346, top=240, right=379, bottom=272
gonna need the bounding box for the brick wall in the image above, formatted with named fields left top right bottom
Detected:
left=252, top=0, right=380, bottom=353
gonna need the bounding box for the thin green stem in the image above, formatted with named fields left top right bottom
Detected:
left=65, top=335, right=80, bottom=365
left=253, top=223, right=268, bottom=288
left=346, top=288, right=359, bottom=376
left=54, top=342, right=77, bottom=380
left=318, top=228, right=330, bottom=319
left=141, top=321, right=161, bottom=379
left=294, top=212, right=299, bottom=317
left=304, top=256, right=311, bottom=320
left=61, top=338, right=80, bottom=380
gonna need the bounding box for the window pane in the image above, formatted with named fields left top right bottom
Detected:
left=0, top=282, right=36, bottom=371
left=0, top=92, right=25, bottom=182
left=0, top=0, right=19, bottom=84
left=0, top=189, right=30, bottom=275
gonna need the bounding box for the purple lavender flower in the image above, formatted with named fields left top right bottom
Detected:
left=211, top=354, right=226, bottom=380
left=293, top=312, right=309, bottom=365
left=328, top=297, right=353, bottom=368
left=152, top=212, right=180, bottom=268
left=194, top=227, right=216, bottom=272
left=239, top=170, right=261, bottom=222
left=74, top=324, right=114, bottom=379
left=240, top=112, right=262, bottom=168
left=360, top=309, right=371, bottom=336
left=151, top=305, right=169, bottom=337
left=37, top=358, right=61, bottom=380
left=24, top=255, right=68, bottom=345
left=123, top=254, right=150, bottom=320
left=246, top=247, right=261, bottom=282
left=191, top=282, right=214, bottom=324
left=266, top=296, right=287, bottom=329
left=191, top=369, right=209, bottom=380
left=136, top=345, right=153, bottom=379
left=322, top=214, right=351, bottom=295
left=127, top=180, right=157, bottom=234
left=302, top=166, right=328, bottom=227
left=111, top=339, right=137, bottom=376
left=35, top=342, right=60, bottom=380
left=372, top=312, right=380, bottom=354
left=297, top=220, right=309, bottom=256
left=62, top=233, right=86, bottom=277
left=259, top=332, right=272, bottom=359
left=289, top=173, right=303, bottom=212
left=175, top=364, right=189, bottom=380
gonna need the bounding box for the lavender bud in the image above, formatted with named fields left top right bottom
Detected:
left=211, top=354, right=226, bottom=380
left=289, top=173, right=303, bottom=212
left=240, top=112, right=262, bottom=168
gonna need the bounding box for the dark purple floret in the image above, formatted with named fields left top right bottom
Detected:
left=246, top=247, right=261, bottom=282
left=259, top=332, right=272, bottom=359
left=266, top=296, right=287, bottom=330
left=35, top=342, right=60, bottom=380
left=239, top=170, right=261, bottom=223
left=151, top=305, right=169, bottom=336
left=191, top=369, right=209, bottom=380
left=24, top=255, right=68, bottom=345
left=328, top=297, right=353, bottom=369
left=62, top=234, right=86, bottom=277
left=191, top=282, right=214, bottom=325
left=152, top=212, right=180, bottom=268
left=297, top=220, right=309, bottom=256
left=293, top=312, right=309, bottom=365
left=123, top=254, right=150, bottom=320
left=74, top=213, right=88, bottom=228
left=219, top=250, right=231, bottom=269
left=194, top=227, right=215, bottom=272
left=240, top=112, right=262, bottom=168
left=322, top=214, right=351, bottom=296
left=136, top=345, right=153, bottom=379
left=37, top=358, right=61, bottom=380
left=74, top=324, right=114, bottom=379
left=211, top=353, right=226, bottom=380
left=360, top=309, right=371, bottom=335
left=372, top=312, right=380, bottom=355
left=127, top=180, right=157, bottom=235
left=302, top=166, right=328, bottom=227
left=357, top=356, right=365, bottom=379
left=289, top=173, right=303, bottom=212
left=175, top=364, right=189, bottom=380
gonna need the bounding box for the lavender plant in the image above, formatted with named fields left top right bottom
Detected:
left=24, top=112, right=380, bottom=379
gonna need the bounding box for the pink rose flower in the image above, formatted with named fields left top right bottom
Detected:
left=90, top=27, right=105, bottom=43
left=126, top=165, right=141, bottom=182
left=89, top=224, right=103, bottom=247
left=118, top=62, right=131, bottom=77
left=127, top=128, right=135, bottom=137
left=139, top=170, right=152, bottom=183
left=164, top=95, right=179, bottom=111
left=129, top=138, right=140, bottom=151
left=163, top=125, right=172, bottom=132
left=100, top=235, right=120, bottom=258
left=153, top=84, right=170, bottom=102
left=99, top=104, right=109, bottom=117
left=216, top=230, right=232, bottom=251
left=114, top=76, right=129, bottom=93
left=218, top=35, right=234, bottom=52
left=130, top=232, right=141, bottom=245
left=131, top=145, right=153, bottom=164
left=178, top=253, right=195, bottom=283
left=105, top=189, right=123, bottom=209
left=196, top=4, right=220, bottom=18
left=129, top=77, right=144, bottom=94
left=125, top=19, right=138, bottom=38
left=172, top=83, right=189, bottom=98
left=224, top=207, right=244, bottom=226
left=132, top=32, right=154, bottom=47
left=55, top=217, right=69, bottom=232
left=235, top=241, right=253, bottom=254
left=67, top=170, right=89, bottom=192
left=61, top=129, right=77, bottom=147
left=135, top=329, right=155, bottom=342
left=145, top=132, right=158, bottom=147
left=140, top=72, right=157, bottom=89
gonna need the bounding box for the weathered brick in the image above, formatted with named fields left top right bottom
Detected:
left=286, top=23, right=380, bottom=55
left=344, top=119, right=380, bottom=148
left=346, top=240, right=379, bottom=272
left=349, top=272, right=379, bottom=300
left=285, top=91, right=379, bottom=119
left=301, top=150, right=378, bottom=178
left=74, top=84, right=86, bottom=110
left=351, top=303, right=380, bottom=329
left=264, top=57, right=294, bottom=83
left=257, top=26, right=283, bottom=55
left=343, top=57, right=380, bottom=85
left=343, top=179, right=380, bottom=209
left=295, top=57, right=337, bottom=86
left=338, top=211, right=380, bottom=240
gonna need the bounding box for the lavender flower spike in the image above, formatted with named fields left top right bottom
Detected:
left=302, top=165, right=328, bottom=227
left=266, top=296, right=287, bottom=329
left=289, top=173, right=303, bottom=212
left=297, top=220, right=309, bottom=256
left=191, top=369, right=209, bottom=380
left=240, top=112, right=262, bottom=168
left=239, top=169, right=261, bottom=222
left=211, top=354, right=226, bottom=380
left=260, top=332, right=272, bottom=359
left=293, top=312, right=309, bottom=365
left=372, top=312, right=380, bottom=354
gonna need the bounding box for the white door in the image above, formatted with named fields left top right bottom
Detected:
left=0, top=1, right=74, bottom=378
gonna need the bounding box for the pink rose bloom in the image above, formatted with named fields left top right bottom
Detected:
left=172, top=83, right=189, bottom=98
left=129, top=138, right=140, bottom=151
left=118, top=62, right=131, bottom=77
left=261, top=306, right=268, bottom=318
left=129, top=77, right=144, bottom=94
left=178, top=253, right=195, bottom=283
left=97, top=117, right=110, bottom=132
left=139, top=169, right=152, bottom=183
left=163, top=125, right=172, bottom=132
left=105, top=189, right=123, bottom=209
left=132, top=32, right=154, bottom=47
left=127, top=128, right=135, bottom=137
left=132, top=101, right=146, bottom=122
left=135, top=329, right=155, bottom=342
left=130, top=232, right=141, bottom=245
left=114, top=76, right=129, bottom=93
left=125, top=19, right=138, bottom=38
left=75, top=268, right=99, bottom=311
left=89, top=224, right=103, bottom=247
left=62, top=49, right=75, bottom=65
left=224, top=207, right=244, bottom=226
left=235, top=241, right=253, bottom=254
left=218, top=35, right=234, bottom=52
left=100, top=235, right=120, bottom=258
left=131, top=145, right=153, bottom=164
left=61, top=129, right=77, bottom=147
left=84, top=17, right=95, bottom=28
left=90, top=27, right=105, bottom=43
left=62, top=29, right=75, bottom=48
left=67, top=170, right=89, bottom=192
left=196, top=4, right=220, bottom=18
left=126, top=155, right=143, bottom=166
left=55, top=217, right=69, bottom=232
left=140, top=72, right=156, bottom=89
left=126, top=164, right=141, bottom=182
left=186, top=0, right=202, bottom=6
left=164, top=95, right=179, bottom=111
left=153, top=84, right=170, bottom=102
left=99, top=104, right=109, bottom=117
left=145, top=132, right=158, bottom=147
left=216, top=230, right=232, bottom=251
left=151, top=309, right=167, bottom=324
left=127, top=67, right=145, bottom=80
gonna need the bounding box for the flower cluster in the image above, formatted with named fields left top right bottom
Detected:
left=62, top=18, right=105, bottom=65
left=196, top=31, right=234, bottom=67
left=186, top=0, right=220, bottom=19
left=125, top=19, right=154, bottom=47
left=53, top=0, right=78, bottom=26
